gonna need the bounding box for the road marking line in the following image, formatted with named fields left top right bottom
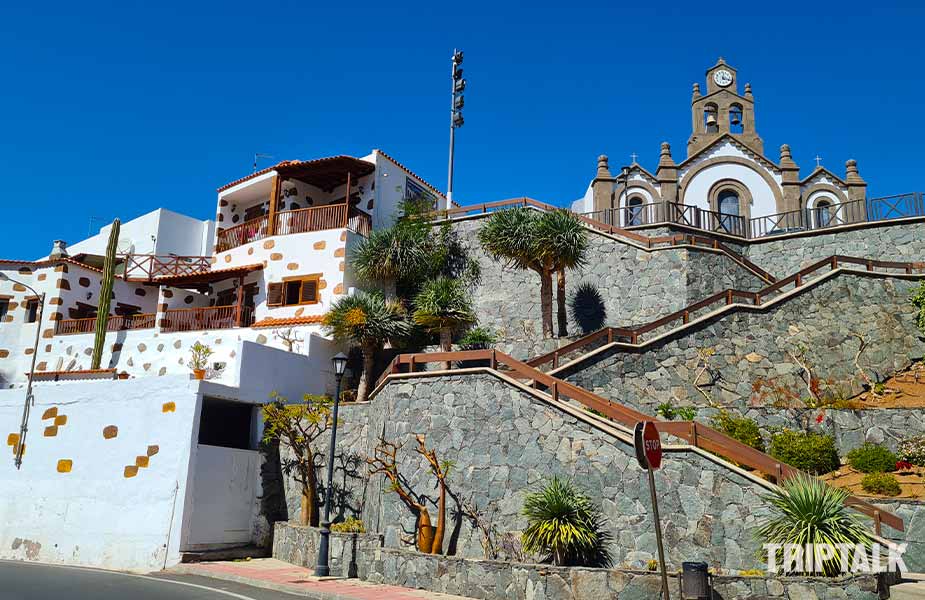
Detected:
left=1, top=561, right=263, bottom=600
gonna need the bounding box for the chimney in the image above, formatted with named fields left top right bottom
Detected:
left=50, top=240, right=68, bottom=259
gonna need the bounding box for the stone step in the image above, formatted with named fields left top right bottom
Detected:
left=890, top=583, right=925, bottom=599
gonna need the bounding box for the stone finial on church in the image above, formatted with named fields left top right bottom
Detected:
left=692, top=83, right=701, bottom=100
left=744, top=83, right=753, bottom=99
left=778, top=144, right=799, bottom=170
left=658, top=142, right=675, bottom=167
left=596, top=155, right=612, bottom=179
left=845, top=159, right=865, bottom=184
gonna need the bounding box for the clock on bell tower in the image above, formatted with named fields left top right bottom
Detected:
left=687, top=57, right=764, bottom=157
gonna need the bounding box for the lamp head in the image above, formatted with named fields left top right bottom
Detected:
left=332, top=352, right=348, bottom=377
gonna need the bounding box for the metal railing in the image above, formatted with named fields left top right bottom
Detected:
left=581, top=193, right=924, bottom=240
left=216, top=204, right=372, bottom=252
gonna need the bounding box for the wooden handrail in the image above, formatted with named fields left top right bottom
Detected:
left=121, top=254, right=210, bottom=281
left=376, top=348, right=903, bottom=533
left=216, top=203, right=371, bottom=252
left=55, top=313, right=156, bottom=336
left=160, top=305, right=252, bottom=332
left=527, top=253, right=925, bottom=370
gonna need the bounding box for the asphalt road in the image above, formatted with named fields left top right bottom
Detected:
left=0, top=561, right=302, bottom=600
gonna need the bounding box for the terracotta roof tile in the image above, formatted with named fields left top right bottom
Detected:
left=251, top=315, right=325, bottom=329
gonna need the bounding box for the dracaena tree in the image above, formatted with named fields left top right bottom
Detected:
left=412, top=276, right=476, bottom=368
left=478, top=207, right=587, bottom=338
left=322, top=291, right=411, bottom=402
left=534, top=210, right=588, bottom=337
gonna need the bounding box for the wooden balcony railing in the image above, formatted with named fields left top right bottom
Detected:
left=121, top=254, right=211, bottom=281
left=160, top=306, right=254, bottom=333
left=55, top=313, right=157, bottom=336
left=377, top=349, right=903, bottom=534
left=216, top=204, right=372, bottom=252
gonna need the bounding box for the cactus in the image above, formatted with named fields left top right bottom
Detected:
left=90, top=219, right=120, bottom=370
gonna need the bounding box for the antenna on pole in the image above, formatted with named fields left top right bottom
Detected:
left=87, top=216, right=105, bottom=237
left=446, top=49, right=466, bottom=210
left=254, top=153, right=274, bottom=173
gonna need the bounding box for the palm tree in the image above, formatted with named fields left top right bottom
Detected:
left=534, top=210, right=588, bottom=337
left=412, top=277, right=476, bottom=369
left=477, top=208, right=557, bottom=338
left=322, top=291, right=411, bottom=402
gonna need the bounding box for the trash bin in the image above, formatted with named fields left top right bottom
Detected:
left=680, top=561, right=710, bottom=599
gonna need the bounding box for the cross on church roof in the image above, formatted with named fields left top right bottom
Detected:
left=630, top=152, right=638, bottom=164
left=815, top=155, right=822, bottom=167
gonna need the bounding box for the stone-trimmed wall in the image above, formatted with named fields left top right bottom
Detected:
left=451, top=218, right=767, bottom=359
left=562, top=272, right=925, bottom=417
left=272, top=522, right=891, bottom=600
left=744, top=219, right=925, bottom=278
left=875, top=499, right=925, bottom=572
left=362, top=373, right=777, bottom=571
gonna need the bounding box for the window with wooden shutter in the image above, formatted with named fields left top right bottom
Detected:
left=300, top=279, right=318, bottom=303
left=266, top=282, right=284, bottom=306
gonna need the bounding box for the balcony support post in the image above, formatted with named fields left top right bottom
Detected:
left=343, top=171, right=352, bottom=227
left=267, top=175, right=280, bottom=236
left=234, top=276, right=245, bottom=327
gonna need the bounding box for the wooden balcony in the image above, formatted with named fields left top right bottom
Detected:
left=55, top=313, right=157, bottom=336
left=216, top=204, right=371, bottom=252
left=160, top=306, right=254, bottom=333
left=122, top=254, right=211, bottom=281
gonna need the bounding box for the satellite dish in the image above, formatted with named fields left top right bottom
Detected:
left=117, top=239, right=135, bottom=255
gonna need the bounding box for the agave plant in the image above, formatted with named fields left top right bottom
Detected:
left=755, top=474, right=873, bottom=576
left=322, top=291, right=411, bottom=402
left=521, top=476, right=612, bottom=567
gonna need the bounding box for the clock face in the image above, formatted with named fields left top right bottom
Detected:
left=713, top=69, right=733, bottom=87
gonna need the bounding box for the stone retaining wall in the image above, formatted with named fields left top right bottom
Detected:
left=562, top=272, right=925, bottom=417
left=362, top=373, right=779, bottom=571
left=450, top=218, right=766, bottom=359
left=272, top=522, right=892, bottom=600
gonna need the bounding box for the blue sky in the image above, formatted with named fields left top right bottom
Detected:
left=1, top=1, right=922, bottom=258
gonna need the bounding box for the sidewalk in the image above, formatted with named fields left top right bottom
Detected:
left=167, top=558, right=474, bottom=600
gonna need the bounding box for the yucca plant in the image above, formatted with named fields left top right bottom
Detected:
left=413, top=277, right=475, bottom=368
left=521, top=477, right=612, bottom=567
left=756, top=474, right=873, bottom=576
left=322, top=291, right=411, bottom=402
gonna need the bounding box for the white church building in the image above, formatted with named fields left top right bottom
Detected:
left=572, top=58, right=920, bottom=238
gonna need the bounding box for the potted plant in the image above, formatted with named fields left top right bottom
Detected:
left=187, top=342, right=213, bottom=380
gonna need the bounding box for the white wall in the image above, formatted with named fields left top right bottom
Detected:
left=0, top=376, right=201, bottom=571
left=681, top=162, right=779, bottom=219
left=65, top=209, right=213, bottom=259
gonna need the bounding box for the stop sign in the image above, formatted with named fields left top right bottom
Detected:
left=633, top=421, right=663, bottom=470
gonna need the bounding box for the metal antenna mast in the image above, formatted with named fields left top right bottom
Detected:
left=446, top=49, right=466, bottom=208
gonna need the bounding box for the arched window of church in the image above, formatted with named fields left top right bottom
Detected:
left=815, top=199, right=833, bottom=228
left=704, top=104, right=719, bottom=133
left=729, top=104, right=744, bottom=134
left=626, top=196, right=645, bottom=226
left=717, top=189, right=740, bottom=232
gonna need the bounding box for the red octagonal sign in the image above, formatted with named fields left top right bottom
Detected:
left=633, top=421, right=662, bottom=470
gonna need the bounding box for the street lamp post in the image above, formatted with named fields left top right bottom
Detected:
left=446, top=49, right=466, bottom=209
left=0, top=273, right=46, bottom=470
left=315, top=352, right=349, bottom=577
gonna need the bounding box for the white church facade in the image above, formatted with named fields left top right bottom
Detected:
left=571, top=58, right=919, bottom=238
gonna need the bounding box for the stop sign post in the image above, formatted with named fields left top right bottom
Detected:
left=634, top=421, right=670, bottom=600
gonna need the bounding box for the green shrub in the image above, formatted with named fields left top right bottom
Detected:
left=655, top=402, right=676, bottom=420
left=898, top=435, right=925, bottom=467
left=521, top=477, right=612, bottom=567
left=676, top=406, right=697, bottom=421
left=330, top=516, right=366, bottom=533
left=846, top=443, right=897, bottom=473
left=860, top=472, right=901, bottom=497
left=756, top=474, right=873, bottom=576
left=911, top=281, right=925, bottom=332
left=710, top=411, right=765, bottom=452
left=458, top=326, right=498, bottom=350
left=769, top=429, right=840, bottom=475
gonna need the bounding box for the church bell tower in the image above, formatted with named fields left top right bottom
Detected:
left=687, top=58, right=763, bottom=157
